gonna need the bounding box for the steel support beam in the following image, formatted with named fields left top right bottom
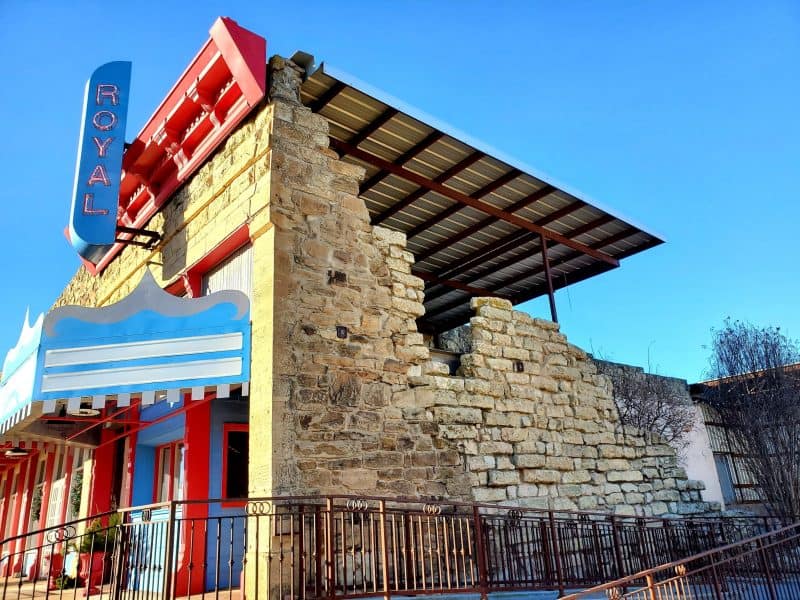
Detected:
left=405, top=168, right=523, bottom=239
left=422, top=226, right=638, bottom=322
left=540, top=234, right=558, bottom=323
left=330, top=138, right=619, bottom=266
left=346, top=107, right=398, bottom=148
left=372, top=151, right=484, bottom=225
left=360, top=131, right=444, bottom=194
left=424, top=215, right=616, bottom=304
left=309, top=81, right=346, bottom=112
left=413, top=270, right=511, bottom=299
left=415, top=185, right=557, bottom=262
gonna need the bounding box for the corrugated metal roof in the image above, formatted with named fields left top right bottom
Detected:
left=299, top=63, right=663, bottom=333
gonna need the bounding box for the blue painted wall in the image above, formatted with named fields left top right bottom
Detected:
left=127, top=396, right=248, bottom=592
left=131, top=401, right=186, bottom=505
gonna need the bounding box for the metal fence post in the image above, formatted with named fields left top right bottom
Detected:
left=757, top=538, right=778, bottom=600
left=645, top=574, right=657, bottom=600
left=163, top=501, right=177, bottom=600
left=326, top=497, right=336, bottom=600
left=610, top=516, right=627, bottom=594
left=472, top=505, right=489, bottom=600
left=548, top=511, right=565, bottom=597
left=710, top=555, right=724, bottom=600
left=111, top=512, right=127, bottom=600
left=379, top=500, right=391, bottom=600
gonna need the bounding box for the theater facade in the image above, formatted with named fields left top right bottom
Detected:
left=0, top=17, right=718, bottom=592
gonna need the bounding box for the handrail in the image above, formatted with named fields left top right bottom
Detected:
left=0, top=494, right=789, bottom=600
left=562, top=521, right=800, bottom=599
left=0, top=510, right=116, bottom=546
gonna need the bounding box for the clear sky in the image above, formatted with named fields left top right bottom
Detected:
left=0, top=1, right=797, bottom=382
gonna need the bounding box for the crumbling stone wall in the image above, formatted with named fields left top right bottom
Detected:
left=260, top=78, right=471, bottom=497
left=407, top=298, right=717, bottom=516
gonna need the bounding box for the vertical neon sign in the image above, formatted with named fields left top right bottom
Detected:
left=68, top=61, right=131, bottom=264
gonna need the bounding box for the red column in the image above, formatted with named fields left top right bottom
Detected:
left=59, top=449, right=74, bottom=525
left=176, top=399, right=211, bottom=595
left=37, top=449, right=57, bottom=530
left=29, top=449, right=57, bottom=580
left=10, top=453, right=38, bottom=575
left=88, top=430, right=117, bottom=514
left=0, top=470, right=11, bottom=533
left=121, top=406, right=139, bottom=508
left=0, top=471, right=9, bottom=576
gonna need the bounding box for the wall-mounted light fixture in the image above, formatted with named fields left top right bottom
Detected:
left=5, top=447, right=29, bottom=458
left=336, top=325, right=348, bottom=339
left=514, top=360, right=525, bottom=373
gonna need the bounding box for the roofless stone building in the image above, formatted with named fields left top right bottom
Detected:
left=0, top=18, right=719, bottom=590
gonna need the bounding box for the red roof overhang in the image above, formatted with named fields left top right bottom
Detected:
left=85, top=17, right=266, bottom=275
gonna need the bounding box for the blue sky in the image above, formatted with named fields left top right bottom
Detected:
left=0, top=1, right=797, bottom=382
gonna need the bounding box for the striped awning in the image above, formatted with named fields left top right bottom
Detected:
left=0, top=270, right=251, bottom=436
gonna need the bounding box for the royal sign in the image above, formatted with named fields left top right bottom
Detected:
left=68, top=61, right=131, bottom=264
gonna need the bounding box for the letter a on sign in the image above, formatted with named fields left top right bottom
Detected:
left=68, top=61, right=131, bottom=265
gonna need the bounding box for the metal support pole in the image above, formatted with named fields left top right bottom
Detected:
left=645, top=574, right=657, bottom=600
left=757, top=538, right=778, bottom=600
left=540, top=234, right=558, bottom=323
left=327, top=498, right=336, bottom=600
left=548, top=511, right=565, bottom=597
left=379, top=500, right=391, bottom=600
left=472, top=505, right=489, bottom=600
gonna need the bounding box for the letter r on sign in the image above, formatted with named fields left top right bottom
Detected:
left=96, top=84, right=120, bottom=106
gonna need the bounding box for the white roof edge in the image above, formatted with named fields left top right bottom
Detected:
left=312, top=62, right=667, bottom=244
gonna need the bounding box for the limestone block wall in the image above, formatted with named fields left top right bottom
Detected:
left=261, top=94, right=472, bottom=498
left=409, top=298, right=718, bottom=516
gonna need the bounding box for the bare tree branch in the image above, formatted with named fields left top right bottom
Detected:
left=594, top=359, right=697, bottom=454
left=705, top=319, right=800, bottom=518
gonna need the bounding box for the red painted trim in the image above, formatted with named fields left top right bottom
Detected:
left=58, top=449, right=75, bottom=526
left=9, top=455, right=37, bottom=574
left=85, top=18, right=266, bottom=275
left=37, top=450, right=56, bottom=529
left=65, top=401, right=137, bottom=442
left=177, top=397, right=211, bottom=594
left=221, top=423, right=248, bottom=507
left=0, top=474, right=9, bottom=534
left=123, top=407, right=139, bottom=508
left=164, top=222, right=250, bottom=297
left=88, top=429, right=116, bottom=513
left=152, top=440, right=185, bottom=502
left=3, top=467, right=24, bottom=575
left=190, top=223, right=251, bottom=284
left=152, top=443, right=166, bottom=503
left=94, top=393, right=214, bottom=450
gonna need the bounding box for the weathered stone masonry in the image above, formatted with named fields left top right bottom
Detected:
left=52, top=55, right=717, bottom=517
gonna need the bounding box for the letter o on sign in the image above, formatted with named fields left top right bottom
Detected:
left=92, top=110, right=118, bottom=131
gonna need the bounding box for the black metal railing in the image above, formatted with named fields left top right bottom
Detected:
left=561, top=521, right=800, bottom=599
left=0, top=495, right=786, bottom=599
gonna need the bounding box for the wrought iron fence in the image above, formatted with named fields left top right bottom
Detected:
left=561, top=521, right=800, bottom=599
left=0, top=495, right=786, bottom=600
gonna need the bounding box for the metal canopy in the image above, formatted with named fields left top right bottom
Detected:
left=299, top=64, right=664, bottom=333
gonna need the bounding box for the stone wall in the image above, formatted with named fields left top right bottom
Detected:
left=258, top=78, right=471, bottom=498
left=407, top=298, right=717, bottom=516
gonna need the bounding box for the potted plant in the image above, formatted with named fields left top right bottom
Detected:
left=77, top=515, right=119, bottom=594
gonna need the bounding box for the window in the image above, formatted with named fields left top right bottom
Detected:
left=153, top=442, right=185, bottom=502
left=222, top=424, right=248, bottom=501
left=202, top=244, right=253, bottom=299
